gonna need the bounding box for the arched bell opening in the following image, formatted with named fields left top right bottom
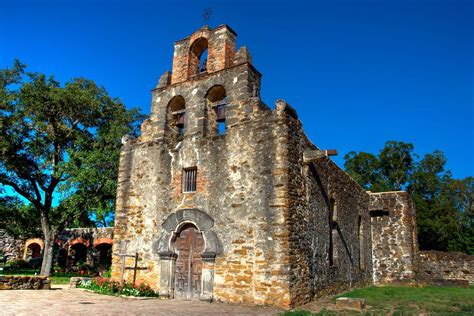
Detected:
left=165, top=95, right=186, bottom=142
left=205, top=85, right=227, bottom=136
left=188, top=37, right=208, bottom=77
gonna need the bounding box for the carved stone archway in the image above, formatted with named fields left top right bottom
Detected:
left=155, top=209, right=222, bottom=301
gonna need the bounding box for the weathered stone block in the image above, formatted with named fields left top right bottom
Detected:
left=336, top=297, right=365, bottom=311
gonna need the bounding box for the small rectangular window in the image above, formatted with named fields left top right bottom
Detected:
left=183, top=167, right=197, bottom=192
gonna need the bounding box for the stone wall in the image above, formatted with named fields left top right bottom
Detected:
left=57, top=227, right=114, bottom=245
left=369, top=192, right=418, bottom=284
left=0, top=228, right=113, bottom=268
left=0, top=275, right=50, bottom=290
left=418, top=251, right=473, bottom=284
left=0, top=229, right=24, bottom=262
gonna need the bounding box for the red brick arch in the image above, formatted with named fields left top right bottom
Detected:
left=69, top=237, right=89, bottom=247
left=93, top=237, right=113, bottom=248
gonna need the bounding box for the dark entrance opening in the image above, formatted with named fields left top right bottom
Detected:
left=95, top=243, right=112, bottom=268
left=27, top=243, right=42, bottom=259
left=172, top=223, right=204, bottom=300
left=71, top=243, right=88, bottom=265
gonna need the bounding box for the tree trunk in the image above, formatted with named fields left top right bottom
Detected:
left=40, top=231, right=55, bottom=276
left=39, top=211, right=55, bottom=276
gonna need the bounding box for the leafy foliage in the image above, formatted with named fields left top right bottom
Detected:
left=0, top=189, right=41, bottom=238
left=344, top=141, right=473, bottom=254
left=5, top=259, right=31, bottom=269
left=0, top=60, right=144, bottom=274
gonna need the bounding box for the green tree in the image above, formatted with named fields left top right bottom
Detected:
left=0, top=60, right=143, bottom=275
left=344, top=141, right=473, bottom=254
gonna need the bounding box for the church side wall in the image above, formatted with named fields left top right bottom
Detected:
left=280, top=104, right=373, bottom=306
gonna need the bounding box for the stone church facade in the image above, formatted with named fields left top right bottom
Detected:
left=111, top=25, right=419, bottom=308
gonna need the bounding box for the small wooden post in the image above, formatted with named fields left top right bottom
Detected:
left=132, top=252, right=138, bottom=286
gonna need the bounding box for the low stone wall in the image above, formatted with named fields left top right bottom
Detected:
left=418, top=251, right=473, bottom=284
left=0, top=275, right=51, bottom=290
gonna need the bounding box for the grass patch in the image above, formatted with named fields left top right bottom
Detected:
left=283, top=285, right=474, bottom=315
left=50, top=275, right=76, bottom=284
left=333, top=285, right=474, bottom=314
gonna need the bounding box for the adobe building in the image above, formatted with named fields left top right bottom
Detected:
left=111, top=25, right=420, bottom=308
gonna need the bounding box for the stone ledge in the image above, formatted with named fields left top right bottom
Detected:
left=0, top=275, right=50, bottom=290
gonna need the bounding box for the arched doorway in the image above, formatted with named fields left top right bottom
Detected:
left=95, top=243, right=112, bottom=268
left=70, top=243, right=88, bottom=265
left=27, top=243, right=42, bottom=259
left=172, top=223, right=204, bottom=300
left=23, top=238, right=44, bottom=260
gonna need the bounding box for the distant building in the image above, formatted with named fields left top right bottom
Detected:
left=0, top=228, right=113, bottom=270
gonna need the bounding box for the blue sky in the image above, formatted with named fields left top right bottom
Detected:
left=1, top=0, right=472, bottom=178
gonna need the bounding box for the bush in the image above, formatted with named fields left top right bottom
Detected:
left=100, top=267, right=112, bottom=278
left=77, top=264, right=97, bottom=275
left=79, top=277, right=159, bottom=297
left=6, top=259, right=31, bottom=269
left=28, top=257, right=42, bottom=269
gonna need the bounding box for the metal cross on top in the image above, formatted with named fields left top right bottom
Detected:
left=202, top=8, right=213, bottom=23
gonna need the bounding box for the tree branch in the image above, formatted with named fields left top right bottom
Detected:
left=0, top=178, right=40, bottom=208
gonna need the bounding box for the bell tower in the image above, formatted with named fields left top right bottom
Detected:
left=170, top=25, right=237, bottom=84
left=141, top=24, right=260, bottom=142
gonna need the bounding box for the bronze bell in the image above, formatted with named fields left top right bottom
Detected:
left=176, top=113, right=185, bottom=127
left=214, top=105, right=226, bottom=122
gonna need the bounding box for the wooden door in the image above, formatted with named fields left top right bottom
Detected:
left=173, top=224, right=204, bottom=300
